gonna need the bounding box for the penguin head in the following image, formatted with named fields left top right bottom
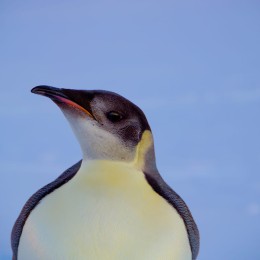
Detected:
left=31, top=86, right=156, bottom=170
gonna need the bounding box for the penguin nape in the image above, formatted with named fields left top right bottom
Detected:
left=12, top=86, right=200, bottom=260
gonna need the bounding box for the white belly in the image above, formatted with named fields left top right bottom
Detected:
left=19, top=160, right=191, bottom=260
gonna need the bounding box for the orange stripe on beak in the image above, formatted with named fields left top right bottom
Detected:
left=55, top=96, right=94, bottom=118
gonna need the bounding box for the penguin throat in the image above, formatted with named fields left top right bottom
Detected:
left=81, top=130, right=157, bottom=173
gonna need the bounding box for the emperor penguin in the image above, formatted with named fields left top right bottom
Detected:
left=11, top=86, right=199, bottom=260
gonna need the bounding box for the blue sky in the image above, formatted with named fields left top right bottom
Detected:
left=1, top=0, right=260, bottom=259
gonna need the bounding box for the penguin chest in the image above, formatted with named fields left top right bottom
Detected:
left=19, top=161, right=191, bottom=260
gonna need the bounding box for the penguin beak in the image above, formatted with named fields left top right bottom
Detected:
left=31, top=85, right=95, bottom=119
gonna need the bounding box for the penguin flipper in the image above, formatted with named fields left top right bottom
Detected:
left=11, top=160, right=82, bottom=260
left=144, top=172, right=200, bottom=260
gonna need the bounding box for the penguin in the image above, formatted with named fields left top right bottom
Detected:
left=11, top=86, right=199, bottom=260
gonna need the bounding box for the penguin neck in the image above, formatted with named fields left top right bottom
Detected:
left=74, top=160, right=141, bottom=187
left=80, top=130, right=158, bottom=177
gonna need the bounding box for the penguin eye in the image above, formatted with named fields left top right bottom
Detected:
left=106, top=111, right=124, bottom=123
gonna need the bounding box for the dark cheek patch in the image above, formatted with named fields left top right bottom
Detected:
left=119, top=124, right=141, bottom=145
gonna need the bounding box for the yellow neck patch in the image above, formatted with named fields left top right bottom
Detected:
left=132, top=130, right=154, bottom=170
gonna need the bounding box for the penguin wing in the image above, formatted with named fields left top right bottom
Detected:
left=11, top=160, right=82, bottom=259
left=144, top=172, right=200, bottom=260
